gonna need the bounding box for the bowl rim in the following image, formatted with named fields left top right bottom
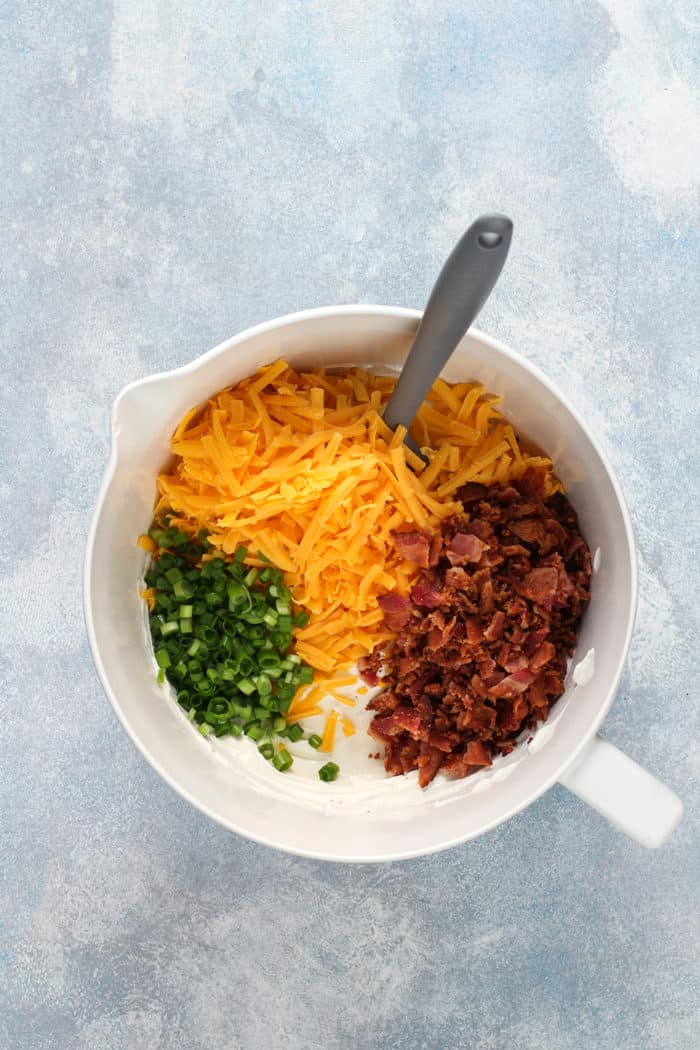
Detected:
left=84, top=304, right=638, bottom=862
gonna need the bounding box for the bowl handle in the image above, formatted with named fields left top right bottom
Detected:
left=558, top=735, right=683, bottom=847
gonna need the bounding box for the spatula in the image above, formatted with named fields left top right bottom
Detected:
left=383, top=214, right=513, bottom=459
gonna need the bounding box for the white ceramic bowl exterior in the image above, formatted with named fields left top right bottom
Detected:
left=85, top=307, right=683, bottom=859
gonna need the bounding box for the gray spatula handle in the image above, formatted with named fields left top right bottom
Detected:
left=383, top=214, right=513, bottom=441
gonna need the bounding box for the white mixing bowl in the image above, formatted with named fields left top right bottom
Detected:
left=84, top=307, right=683, bottom=860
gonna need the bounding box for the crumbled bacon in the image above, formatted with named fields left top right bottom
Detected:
left=446, top=532, right=489, bottom=565
left=428, top=532, right=443, bottom=567
left=376, top=592, right=412, bottom=631
left=365, top=475, right=591, bottom=786
left=513, top=566, right=559, bottom=608
left=488, top=668, right=535, bottom=697
left=391, top=529, right=431, bottom=568
left=411, top=582, right=443, bottom=608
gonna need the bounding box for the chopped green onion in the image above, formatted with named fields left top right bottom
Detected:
left=318, top=762, right=339, bottom=782
left=227, top=581, right=249, bottom=610
left=145, top=527, right=313, bottom=755
left=258, top=742, right=275, bottom=761
left=272, top=749, right=293, bottom=772
left=308, top=734, right=323, bottom=750
left=258, top=652, right=280, bottom=670
left=173, top=579, right=194, bottom=600
left=256, top=675, right=272, bottom=697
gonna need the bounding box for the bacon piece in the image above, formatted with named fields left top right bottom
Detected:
left=358, top=654, right=380, bottom=686
left=484, top=610, right=506, bottom=641
left=518, top=466, right=548, bottom=497
left=399, top=655, right=422, bottom=677
left=446, top=532, right=489, bottom=565
left=428, top=532, right=443, bottom=567
left=463, top=519, right=492, bottom=541
left=377, top=592, right=412, bottom=631
left=369, top=705, right=424, bottom=741
left=410, top=582, right=443, bottom=608
left=523, top=628, right=549, bottom=656
left=498, top=695, right=530, bottom=732
left=463, top=740, right=492, bottom=765
left=442, top=739, right=493, bottom=778
left=468, top=703, right=497, bottom=733
left=514, top=567, right=559, bottom=609
left=392, top=708, right=425, bottom=737
left=418, top=743, right=444, bottom=786
left=457, top=483, right=487, bottom=504
left=367, top=689, right=399, bottom=715
left=479, top=576, right=495, bottom=614
left=529, top=674, right=549, bottom=719
left=445, top=566, right=470, bottom=591
left=529, top=641, right=556, bottom=671
left=399, top=738, right=421, bottom=773
left=503, top=652, right=530, bottom=673
left=428, top=627, right=444, bottom=650
left=428, top=730, right=459, bottom=752
left=508, top=518, right=567, bottom=552
left=475, top=650, right=496, bottom=677
left=465, top=617, right=484, bottom=645
left=508, top=518, right=548, bottom=547
left=488, top=669, right=535, bottom=697
left=406, top=670, right=432, bottom=698
left=392, top=529, right=431, bottom=568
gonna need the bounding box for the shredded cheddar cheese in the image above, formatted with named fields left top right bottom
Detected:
left=140, top=587, right=156, bottom=611
left=155, top=361, right=559, bottom=670
left=341, top=716, right=356, bottom=738
left=320, top=709, right=339, bottom=753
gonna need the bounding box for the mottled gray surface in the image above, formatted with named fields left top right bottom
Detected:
left=1, top=2, right=699, bottom=1048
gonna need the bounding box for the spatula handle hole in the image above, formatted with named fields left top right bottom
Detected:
left=478, top=231, right=503, bottom=249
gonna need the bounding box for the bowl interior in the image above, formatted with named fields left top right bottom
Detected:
left=86, top=308, right=635, bottom=861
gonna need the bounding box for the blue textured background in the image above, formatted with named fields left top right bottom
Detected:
left=1, top=2, right=698, bottom=1048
